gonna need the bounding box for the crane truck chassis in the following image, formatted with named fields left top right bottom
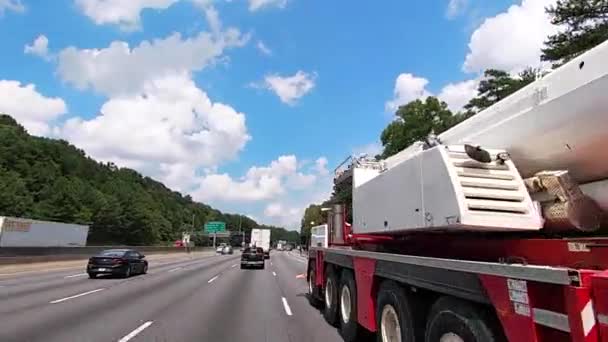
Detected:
left=306, top=41, right=608, bottom=342
left=308, top=232, right=608, bottom=342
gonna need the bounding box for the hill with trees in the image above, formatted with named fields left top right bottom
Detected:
left=0, top=114, right=297, bottom=245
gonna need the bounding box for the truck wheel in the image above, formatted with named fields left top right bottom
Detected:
left=425, top=297, right=498, bottom=342
left=339, top=270, right=360, bottom=342
left=376, top=281, right=416, bottom=342
left=307, top=265, right=322, bottom=307
left=323, top=268, right=339, bottom=325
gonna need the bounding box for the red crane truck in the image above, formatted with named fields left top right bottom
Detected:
left=307, top=41, right=608, bottom=342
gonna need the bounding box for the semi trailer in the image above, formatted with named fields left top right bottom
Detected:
left=307, top=40, right=608, bottom=342
left=0, top=216, right=89, bottom=247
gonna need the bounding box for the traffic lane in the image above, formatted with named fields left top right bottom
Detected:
left=0, top=251, right=224, bottom=292
left=270, top=252, right=345, bottom=342
left=0, top=251, right=213, bottom=285
left=133, top=259, right=292, bottom=342
left=0, top=254, right=228, bottom=315
left=0, top=254, right=240, bottom=342
left=34, top=255, right=242, bottom=342
left=0, top=252, right=218, bottom=290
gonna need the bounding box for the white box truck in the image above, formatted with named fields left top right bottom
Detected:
left=250, top=228, right=270, bottom=259
left=0, top=216, right=89, bottom=247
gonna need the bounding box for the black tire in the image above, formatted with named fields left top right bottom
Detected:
left=123, top=265, right=132, bottom=278
left=259, top=263, right=265, bottom=270
left=339, top=270, right=360, bottom=342
left=88, top=272, right=96, bottom=279
left=375, top=281, right=416, bottom=342
left=425, top=297, right=499, bottom=342
left=308, top=264, right=322, bottom=307
left=141, top=264, right=148, bottom=274
left=323, top=267, right=339, bottom=326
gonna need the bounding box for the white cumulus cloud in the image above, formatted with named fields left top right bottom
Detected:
left=256, top=40, right=272, bottom=55
left=446, top=0, right=468, bottom=19
left=437, top=79, right=479, bottom=112
left=0, top=0, right=24, bottom=14
left=463, top=0, right=558, bottom=73
left=386, top=73, right=478, bottom=112
left=75, top=0, right=180, bottom=31
left=385, top=73, right=431, bottom=112
left=263, top=202, right=302, bottom=226
left=192, top=154, right=328, bottom=203
left=314, top=157, right=328, bottom=175
left=0, top=80, right=67, bottom=136
left=57, top=27, right=248, bottom=97
left=24, top=35, right=51, bottom=60
left=255, top=71, right=316, bottom=105
left=248, top=0, right=287, bottom=11
left=60, top=73, right=250, bottom=185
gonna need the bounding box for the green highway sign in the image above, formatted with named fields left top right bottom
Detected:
left=204, top=221, right=226, bottom=233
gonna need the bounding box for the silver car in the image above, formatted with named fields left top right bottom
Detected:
left=222, top=245, right=233, bottom=254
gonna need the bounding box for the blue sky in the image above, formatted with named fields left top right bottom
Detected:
left=0, top=0, right=558, bottom=229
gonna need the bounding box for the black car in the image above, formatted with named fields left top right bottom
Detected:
left=240, top=247, right=265, bottom=269
left=87, top=249, right=148, bottom=278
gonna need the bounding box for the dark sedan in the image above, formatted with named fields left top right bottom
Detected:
left=240, top=247, right=265, bottom=269
left=87, top=249, right=148, bottom=278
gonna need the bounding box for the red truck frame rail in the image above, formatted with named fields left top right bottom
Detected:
left=307, top=237, right=608, bottom=342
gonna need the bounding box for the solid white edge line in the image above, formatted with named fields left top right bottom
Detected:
left=272, top=271, right=277, bottom=276
left=208, top=275, right=219, bottom=283
left=282, top=297, right=293, bottom=316
left=50, top=288, right=105, bottom=304
left=64, top=273, right=87, bottom=278
left=117, top=321, right=154, bottom=342
left=168, top=267, right=182, bottom=273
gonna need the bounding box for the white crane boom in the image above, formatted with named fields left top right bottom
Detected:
left=347, top=40, right=608, bottom=235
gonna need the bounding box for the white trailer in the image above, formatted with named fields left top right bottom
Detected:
left=250, top=228, right=271, bottom=259
left=0, top=216, right=89, bottom=247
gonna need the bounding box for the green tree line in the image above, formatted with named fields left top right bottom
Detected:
left=300, top=0, right=608, bottom=237
left=0, top=115, right=296, bottom=245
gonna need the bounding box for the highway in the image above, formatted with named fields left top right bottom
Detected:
left=0, top=251, right=348, bottom=342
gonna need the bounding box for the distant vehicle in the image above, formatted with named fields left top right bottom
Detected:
left=87, top=249, right=147, bottom=279
left=240, top=247, right=265, bottom=269
left=277, top=240, right=286, bottom=251
left=0, top=216, right=89, bottom=247
left=216, top=246, right=224, bottom=254
left=174, top=240, right=185, bottom=247
left=222, top=245, right=233, bottom=254
left=285, top=244, right=293, bottom=252
left=250, top=228, right=271, bottom=259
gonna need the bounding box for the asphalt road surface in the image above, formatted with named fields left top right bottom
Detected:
left=0, top=251, right=349, bottom=342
